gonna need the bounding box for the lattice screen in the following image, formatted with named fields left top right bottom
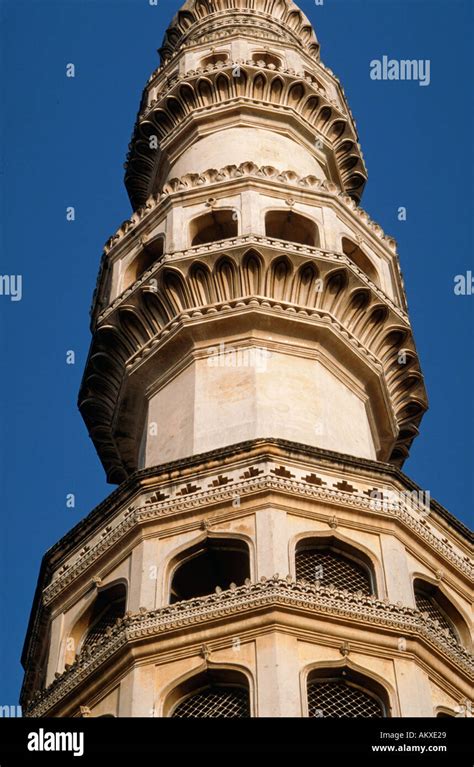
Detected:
left=308, top=680, right=384, bottom=718
left=415, top=590, right=457, bottom=641
left=83, top=600, right=125, bottom=648
left=172, top=686, right=250, bottom=718
left=296, top=549, right=372, bottom=594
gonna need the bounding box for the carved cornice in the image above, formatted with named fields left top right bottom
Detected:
left=125, top=65, right=366, bottom=208
left=105, top=165, right=393, bottom=262
left=139, top=63, right=338, bottom=123
left=25, top=579, right=473, bottom=716
left=95, top=165, right=400, bottom=330
left=182, top=23, right=294, bottom=55
left=158, top=1, right=320, bottom=65
left=73, top=443, right=473, bottom=545
left=42, top=461, right=472, bottom=607
left=20, top=439, right=472, bottom=706
left=81, top=247, right=427, bottom=481
left=100, top=244, right=404, bottom=326
left=179, top=14, right=300, bottom=53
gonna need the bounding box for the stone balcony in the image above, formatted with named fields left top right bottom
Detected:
left=24, top=578, right=473, bottom=717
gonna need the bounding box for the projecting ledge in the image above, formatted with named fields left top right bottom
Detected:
left=25, top=580, right=473, bottom=717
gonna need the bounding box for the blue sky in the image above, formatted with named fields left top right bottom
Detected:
left=0, top=0, right=472, bottom=705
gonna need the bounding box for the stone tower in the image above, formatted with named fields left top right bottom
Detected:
left=22, top=0, right=472, bottom=719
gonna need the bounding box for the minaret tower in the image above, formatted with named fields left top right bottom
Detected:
left=22, top=0, right=472, bottom=719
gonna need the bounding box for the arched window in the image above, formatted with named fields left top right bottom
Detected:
left=307, top=668, right=388, bottom=718
left=167, top=670, right=250, bottom=718
left=190, top=210, right=238, bottom=246
left=414, top=580, right=460, bottom=644
left=265, top=211, right=319, bottom=247
left=342, top=237, right=379, bottom=285
left=201, top=51, right=229, bottom=68
left=123, top=237, right=164, bottom=290
left=252, top=52, right=282, bottom=69
left=170, top=538, right=250, bottom=603
left=65, top=582, right=128, bottom=666
left=295, top=538, right=375, bottom=595
left=81, top=583, right=127, bottom=650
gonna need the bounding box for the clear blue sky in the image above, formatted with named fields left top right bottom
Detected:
left=0, top=0, right=472, bottom=705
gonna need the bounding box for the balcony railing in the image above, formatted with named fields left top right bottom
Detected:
left=26, top=577, right=473, bottom=717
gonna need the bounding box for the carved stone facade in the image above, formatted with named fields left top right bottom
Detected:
left=22, top=0, right=472, bottom=719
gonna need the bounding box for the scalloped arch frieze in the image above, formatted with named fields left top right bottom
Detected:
left=79, top=247, right=427, bottom=482
left=125, top=65, right=366, bottom=209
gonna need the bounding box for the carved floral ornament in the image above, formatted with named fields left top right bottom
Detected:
left=125, top=65, right=366, bottom=208
left=27, top=578, right=473, bottom=716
